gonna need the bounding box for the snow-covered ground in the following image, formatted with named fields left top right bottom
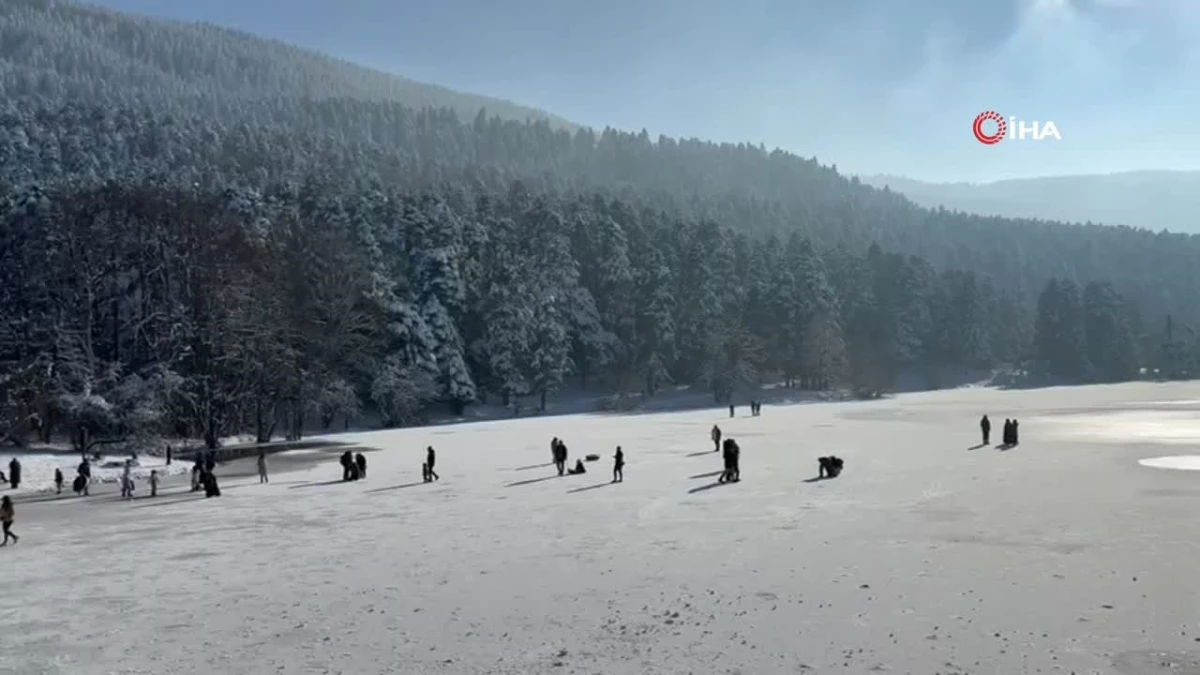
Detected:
left=5, top=381, right=1200, bottom=674
left=0, top=450, right=192, bottom=493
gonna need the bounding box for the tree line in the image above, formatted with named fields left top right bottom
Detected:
left=0, top=177, right=1166, bottom=451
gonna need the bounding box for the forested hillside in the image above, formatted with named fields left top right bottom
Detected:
left=2, top=1, right=1199, bottom=450
left=0, top=0, right=570, bottom=127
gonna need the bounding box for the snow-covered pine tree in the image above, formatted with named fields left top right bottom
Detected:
left=520, top=197, right=577, bottom=409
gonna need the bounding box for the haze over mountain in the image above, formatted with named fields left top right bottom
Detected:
left=860, top=171, right=1200, bottom=233
left=88, top=0, right=1200, bottom=183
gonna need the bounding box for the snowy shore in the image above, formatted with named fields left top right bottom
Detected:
left=0, top=450, right=192, bottom=493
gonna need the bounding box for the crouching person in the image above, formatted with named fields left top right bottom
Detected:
left=817, top=456, right=844, bottom=479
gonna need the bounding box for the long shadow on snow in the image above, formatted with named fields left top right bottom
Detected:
left=688, top=481, right=733, bottom=494
left=288, top=479, right=351, bottom=489
left=567, top=482, right=616, bottom=494
left=14, top=492, right=82, bottom=505
left=505, top=474, right=564, bottom=488
left=365, top=481, right=427, bottom=493
left=689, top=470, right=724, bottom=479
left=686, top=450, right=719, bottom=458
left=132, top=495, right=209, bottom=509
left=511, top=463, right=554, bottom=471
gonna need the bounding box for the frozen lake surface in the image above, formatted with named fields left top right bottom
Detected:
left=4, top=381, right=1200, bottom=674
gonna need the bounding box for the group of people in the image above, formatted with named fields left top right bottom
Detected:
left=120, top=459, right=160, bottom=500
left=191, top=453, right=222, bottom=497
left=727, top=402, right=765, bottom=418
left=548, top=437, right=626, bottom=481
left=979, top=415, right=1020, bottom=447
left=340, top=450, right=368, bottom=481
left=718, top=438, right=742, bottom=483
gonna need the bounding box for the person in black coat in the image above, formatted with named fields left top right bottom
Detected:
left=8, top=458, right=20, bottom=489
left=340, top=451, right=354, bottom=481
left=78, top=458, right=91, bottom=495
left=980, top=415, right=991, bottom=445
left=719, top=438, right=740, bottom=483
left=1001, top=419, right=1012, bottom=446
left=818, top=455, right=844, bottom=479
left=203, top=470, right=221, bottom=497
left=554, top=441, right=567, bottom=477
left=426, top=446, right=439, bottom=481
left=612, top=446, right=624, bottom=483
left=355, top=452, right=367, bottom=479
left=1011, top=419, right=1019, bottom=446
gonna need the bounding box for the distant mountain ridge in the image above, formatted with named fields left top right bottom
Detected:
left=0, top=0, right=574, bottom=128
left=859, top=171, right=1200, bottom=233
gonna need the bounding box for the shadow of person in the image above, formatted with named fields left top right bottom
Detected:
left=504, top=474, right=562, bottom=488
left=687, top=481, right=729, bottom=494
left=803, top=476, right=831, bottom=483
left=365, top=482, right=427, bottom=494
left=968, top=443, right=988, bottom=450
left=567, top=482, right=615, bottom=494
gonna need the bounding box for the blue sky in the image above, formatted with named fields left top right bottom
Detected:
left=93, top=0, right=1200, bottom=182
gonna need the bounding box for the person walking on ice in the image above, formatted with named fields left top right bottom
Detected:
left=711, top=425, right=722, bottom=452
left=0, top=496, right=17, bottom=546
left=613, top=446, right=625, bottom=483
left=553, top=440, right=567, bottom=476
left=257, top=450, right=269, bottom=484
left=54, top=468, right=63, bottom=495
left=426, top=446, right=439, bottom=481
left=150, top=470, right=159, bottom=497
left=355, top=452, right=367, bottom=480
left=980, top=415, right=991, bottom=446
left=78, top=458, right=91, bottom=495
left=120, top=460, right=134, bottom=500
